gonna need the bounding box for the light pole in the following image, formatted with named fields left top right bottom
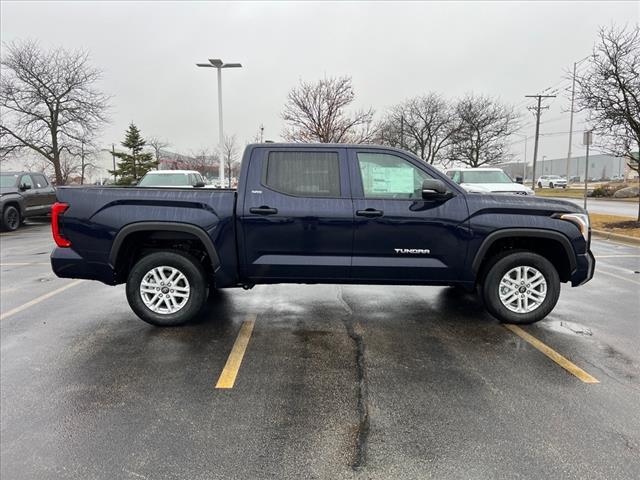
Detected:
left=583, top=130, right=593, bottom=209
left=566, top=55, right=590, bottom=184
left=196, top=58, right=242, bottom=187
left=542, top=155, right=547, bottom=176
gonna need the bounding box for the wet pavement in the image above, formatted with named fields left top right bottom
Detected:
left=1, top=220, right=639, bottom=479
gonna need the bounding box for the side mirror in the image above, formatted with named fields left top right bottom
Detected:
left=20, top=183, right=32, bottom=191
left=193, top=181, right=206, bottom=188
left=422, top=179, right=447, bottom=199
left=515, top=176, right=523, bottom=184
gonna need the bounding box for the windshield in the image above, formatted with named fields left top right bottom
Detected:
left=0, top=174, right=19, bottom=188
left=138, top=173, right=192, bottom=187
left=461, top=171, right=513, bottom=184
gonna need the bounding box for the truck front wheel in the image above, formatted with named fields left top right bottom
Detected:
left=481, top=251, right=560, bottom=324
left=2, top=206, right=21, bottom=231
left=126, top=251, right=208, bottom=326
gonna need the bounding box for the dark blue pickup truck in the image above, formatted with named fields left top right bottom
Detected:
left=51, top=144, right=594, bottom=326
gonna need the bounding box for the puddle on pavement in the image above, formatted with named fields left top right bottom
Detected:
left=541, top=320, right=593, bottom=336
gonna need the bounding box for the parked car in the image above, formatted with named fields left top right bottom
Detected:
left=1, top=171, right=57, bottom=231
left=446, top=168, right=535, bottom=195
left=137, top=170, right=207, bottom=188
left=51, top=144, right=594, bottom=327
left=537, top=175, right=567, bottom=189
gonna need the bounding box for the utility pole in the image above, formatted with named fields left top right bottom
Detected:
left=566, top=56, right=590, bottom=184
left=260, top=124, right=264, bottom=143
left=525, top=94, right=556, bottom=189
left=111, top=144, right=116, bottom=183
left=400, top=114, right=405, bottom=150
left=80, top=140, right=85, bottom=185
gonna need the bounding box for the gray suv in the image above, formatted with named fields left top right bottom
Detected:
left=1, top=172, right=57, bottom=231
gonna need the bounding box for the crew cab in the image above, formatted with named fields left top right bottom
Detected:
left=1, top=171, right=57, bottom=231
left=50, top=144, right=594, bottom=326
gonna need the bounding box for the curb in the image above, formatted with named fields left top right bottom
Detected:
left=592, top=229, right=640, bottom=246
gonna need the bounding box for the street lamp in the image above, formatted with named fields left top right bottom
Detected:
left=196, top=58, right=242, bottom=187
left=566, top=55, right=590, bottom=183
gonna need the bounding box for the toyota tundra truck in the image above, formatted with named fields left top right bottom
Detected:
left=50, top=144, right=594, bottom=326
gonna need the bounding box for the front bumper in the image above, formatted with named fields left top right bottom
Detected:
left=571, top=249, right=595, bottom=286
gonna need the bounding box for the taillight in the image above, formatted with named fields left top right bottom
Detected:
left=51, top=202, right=71, bottom=247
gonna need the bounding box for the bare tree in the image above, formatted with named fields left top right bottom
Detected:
left=449, top=94, right=520, bottom=167
left=575, top=24, right=640, bottom=220
left=0, top=40, right=110, bottom=185
left=221, top=134, right=239, bottom=188
left=147, top=136, right=170, bottom=167
left=282, top=76, right=375, bottom=143
left=378, top=94, right=458, bottom=164
left=184, top=148, right=212, bottom=173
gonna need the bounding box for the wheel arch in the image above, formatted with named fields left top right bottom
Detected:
left=472, top=229, right=577, bottom=281
left=109, top=222, right=220, bottom=275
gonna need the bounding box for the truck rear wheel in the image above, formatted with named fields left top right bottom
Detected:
left=126, top=251, right=208, bottom=326
left=481, top=251, right=560, bottom=324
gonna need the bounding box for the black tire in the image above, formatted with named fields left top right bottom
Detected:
left=480, top=251, right=560, bottom=324
left=1, top=206, right=21, bottom=232
left=126, top=250, right=208, bottom=326
left=549, top=182, right=554, bottom=189
left=537, top=182, right=543, bottom=189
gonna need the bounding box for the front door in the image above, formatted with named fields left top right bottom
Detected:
left=18, top=174, right=38, bottom=215
left=349, top=149, right=469, bottom=283
left=239, top=147, right=353, bottom=282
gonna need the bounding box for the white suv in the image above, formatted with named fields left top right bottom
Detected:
left=537, top=175, right=567, bottom=189
left=445, top=168, right=535, bottom=195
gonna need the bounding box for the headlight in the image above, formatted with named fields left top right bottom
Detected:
left=560, top=213, right=590, bottom=241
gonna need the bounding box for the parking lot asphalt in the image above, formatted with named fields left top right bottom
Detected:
left=1, top=220, right=639, bottom=480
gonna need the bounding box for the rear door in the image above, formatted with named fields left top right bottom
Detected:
left=349, top=148, right=469, bottom=283
left=239, top=147, right=353, bottom=282
left=30, top=174, right=56, bottom=214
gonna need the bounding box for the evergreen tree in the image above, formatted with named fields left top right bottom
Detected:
left=110, top=123, right=157, bottom=184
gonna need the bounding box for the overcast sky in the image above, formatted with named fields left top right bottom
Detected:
left=1, top=1, right=638, bottom=163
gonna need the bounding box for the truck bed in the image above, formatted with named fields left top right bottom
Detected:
left=52, top=186, right=238, bottom=285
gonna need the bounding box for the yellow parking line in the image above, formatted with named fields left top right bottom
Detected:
left=0, top=280, right=83, bottom=321
left=504, top=324, right=599, bottom=384
left=215, top=314, right=257, bottom=389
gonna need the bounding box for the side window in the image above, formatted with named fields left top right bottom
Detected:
left=21, top=175, right=34, bottom=189
left=357, top=152, right=432, bottom=199
left=451, top=171, right=461, bottom=184
left=264, top=151, right=340, bottom=197
left=31, top=174, right=49, bottom=189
